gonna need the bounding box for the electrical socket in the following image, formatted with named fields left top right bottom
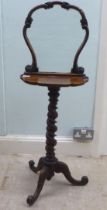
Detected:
left=73, top=127, right=94, bottom=141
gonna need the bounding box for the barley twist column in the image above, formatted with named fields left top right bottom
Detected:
left=45, top=87, right=60, bottom=163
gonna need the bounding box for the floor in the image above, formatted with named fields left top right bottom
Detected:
left=0, top=154, right=107, bottom=210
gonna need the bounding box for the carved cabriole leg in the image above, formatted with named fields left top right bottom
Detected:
left=54, top=161, right=88, bottom=186
left=27, top=166, right=48, bottom=206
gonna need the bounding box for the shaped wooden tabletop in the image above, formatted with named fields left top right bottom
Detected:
left=20, top=72, right=89, bottom=87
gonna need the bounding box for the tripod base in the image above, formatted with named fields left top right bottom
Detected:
left=26, top=86, right=88, bottom=206
left=27, top=157, right=88, bottom=206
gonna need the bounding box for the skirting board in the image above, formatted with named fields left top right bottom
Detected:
left=0, top=135, right=97, bottom=157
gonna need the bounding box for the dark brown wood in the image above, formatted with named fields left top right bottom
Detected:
left=21, top=1, right=89, bottom=206
left=45, top=87, right=59, bottom=162
left=27, top=166, right=48, bottom=206
left=26, top=87, right=88, bottom=206
left=23, top=1, right=89, bottom=74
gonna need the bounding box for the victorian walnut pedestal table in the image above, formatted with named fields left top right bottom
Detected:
left=20, top=1, right=89, bottom=206
left=21, top=72, right=89, bottom=206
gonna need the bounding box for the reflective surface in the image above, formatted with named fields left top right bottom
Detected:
left=21, top=72, right=88, bottom=87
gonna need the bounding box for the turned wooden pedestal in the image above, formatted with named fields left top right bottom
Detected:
left=21, top=73, right=89, bottom=206
left=21, top=1, right=90, bottom=206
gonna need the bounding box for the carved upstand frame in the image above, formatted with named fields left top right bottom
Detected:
left=21, top=1, right=89, bottom=206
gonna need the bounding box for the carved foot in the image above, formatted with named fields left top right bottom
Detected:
left=55, top=161, right=88, bottom=186
left=27, top=166, right=48, bottom=206
left=29, top=157, right=44, bottom=173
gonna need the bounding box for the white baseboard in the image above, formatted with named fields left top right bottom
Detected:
left=0, top=135, right=97, bottom=157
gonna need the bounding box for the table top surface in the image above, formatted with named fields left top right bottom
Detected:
left=20, top=72, right=89, bottom=87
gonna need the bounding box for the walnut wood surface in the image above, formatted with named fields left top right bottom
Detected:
left=26, top=87, right=88, bottom=206
left=21, top=1, right=89, bottom=206
left=20, top=72, right=88, bottom=87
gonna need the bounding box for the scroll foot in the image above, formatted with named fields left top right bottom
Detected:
left=29, top=157, right=44, bottom=173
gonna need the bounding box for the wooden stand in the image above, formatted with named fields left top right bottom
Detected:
left=23, top=85, right=88, bottom=206
left=21, top=1, right=90, bottom=206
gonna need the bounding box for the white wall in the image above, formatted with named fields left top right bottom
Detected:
left=0, top=0, right=6, bottom=135
left=94, top=0, right=107, bottom=155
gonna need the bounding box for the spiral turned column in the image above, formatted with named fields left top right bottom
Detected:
left=27, top=86, right=88, bottom=206
left=45, top=87, right=60, bottom=163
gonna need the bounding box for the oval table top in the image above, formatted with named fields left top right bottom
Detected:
left=20, top=72, right=89, bottom=87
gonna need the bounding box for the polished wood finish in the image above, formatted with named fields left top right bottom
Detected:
left=20, top=72, right=88, bottom=87
left=21, top=1, right=89, bottom=206
left=23, top=1, right=89, bottom=74
left=26, top=87, right=88, bottom=206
